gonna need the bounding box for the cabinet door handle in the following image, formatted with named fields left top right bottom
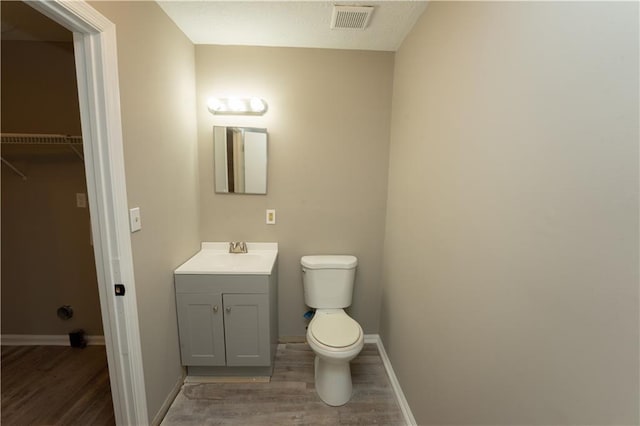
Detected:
left=225, top=306, right=231, bottom=313
left=213, top=305, right=219, bottom=313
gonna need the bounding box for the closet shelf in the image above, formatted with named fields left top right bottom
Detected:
left=1, top=133, right=83, bottom=145
left=1, top=133, right=85, bottom=180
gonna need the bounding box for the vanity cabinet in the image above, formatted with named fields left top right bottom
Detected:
left=176, top=292, right=270, bottom=367
left=174, top=268, right=278, bottom=376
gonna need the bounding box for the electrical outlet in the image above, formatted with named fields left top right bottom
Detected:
left=266, top=209, right=276, bottom=225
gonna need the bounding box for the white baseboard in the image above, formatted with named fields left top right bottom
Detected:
left=1, top=334, right=105, bottom=346
left=364, top=334, right=417, bottom=426
left=153, top=372, right=185, bottom=426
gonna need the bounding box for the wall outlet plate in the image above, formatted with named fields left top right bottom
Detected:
left=266, top=209, right=276, bottom=225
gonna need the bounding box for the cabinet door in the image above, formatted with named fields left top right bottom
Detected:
left=176, top=293, right=225, bottom=366
left=223, top=293, right=270, bottom=366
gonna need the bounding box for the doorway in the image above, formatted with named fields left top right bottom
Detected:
left=1, top=1, right=149, bottom=424
left=0, top=2, right=114, bottom=424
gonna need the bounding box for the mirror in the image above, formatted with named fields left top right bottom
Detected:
left=214, top=126, right=268, bottom=194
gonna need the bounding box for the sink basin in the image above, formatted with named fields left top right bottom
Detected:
left=174, top=242, right=278, bottom=275
left=204, top=253, right=266, bottom=269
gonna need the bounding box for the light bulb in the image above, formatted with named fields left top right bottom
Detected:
left=207, top=97, right=223, bottom=112
left=250, top=97, right=266, bottom=113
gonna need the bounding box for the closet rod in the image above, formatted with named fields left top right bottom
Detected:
left=1, top=133, right=83, bottom=145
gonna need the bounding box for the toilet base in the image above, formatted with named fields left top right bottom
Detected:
left=314, top=355, right=353, bottom=406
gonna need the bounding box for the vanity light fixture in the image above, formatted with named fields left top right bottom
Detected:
left=207, top=97, right=268, bottom=115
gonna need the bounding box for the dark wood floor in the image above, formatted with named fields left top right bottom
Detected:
left=161, top=343, right=406, bottom=425
left=1, top=345, right=115, bottom=426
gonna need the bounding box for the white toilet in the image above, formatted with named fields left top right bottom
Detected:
left=301, top=255, right=364, bottom=406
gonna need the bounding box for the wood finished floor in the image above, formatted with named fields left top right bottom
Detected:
left=1, top=345, right=115, bottom=426
left=161, top=343, right=405, bottom=425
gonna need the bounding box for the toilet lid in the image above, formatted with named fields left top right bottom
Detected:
left=310, top=314, right=361, bottom=348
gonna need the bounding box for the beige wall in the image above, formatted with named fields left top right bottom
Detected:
left=1, top=40, right=102, bottom=336
left=382, top=2, right=639, bottom=425
left=195, top=45, right=394, bottom=337
left=89, top=2, right=200, bottom=421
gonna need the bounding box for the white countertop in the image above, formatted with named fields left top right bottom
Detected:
left=174, top=242, right=278, bottom=275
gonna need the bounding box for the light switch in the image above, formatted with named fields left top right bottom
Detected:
left=129, top=207, right=142, bottom=232
left=266, top=209, right=276, bottom=225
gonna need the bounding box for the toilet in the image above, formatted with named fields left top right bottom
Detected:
left=301, top=255, right=364, bottom=406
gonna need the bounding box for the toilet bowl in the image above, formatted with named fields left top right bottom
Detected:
left=306, top=309, right=364, bottom=406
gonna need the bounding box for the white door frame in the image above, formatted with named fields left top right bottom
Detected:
left=26, top=1, right=149, bottom=425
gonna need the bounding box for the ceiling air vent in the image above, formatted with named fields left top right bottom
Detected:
left=330, top=5, right=374, bottom=30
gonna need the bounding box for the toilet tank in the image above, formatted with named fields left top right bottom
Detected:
left=301, top=255, right=358, bottom=308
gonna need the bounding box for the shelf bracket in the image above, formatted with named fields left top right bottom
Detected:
left=1, top=156, right=27, bottom=180
left=69, top=143, right=84, bottom=161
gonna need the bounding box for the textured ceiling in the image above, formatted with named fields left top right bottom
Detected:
left=0, top=1, right=428, bottom=52
left=157, top=1, right=429, bottom=51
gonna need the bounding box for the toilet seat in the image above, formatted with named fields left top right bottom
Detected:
left=310, top=312, right=361, bottom=348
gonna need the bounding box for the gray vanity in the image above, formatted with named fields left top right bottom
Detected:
left=174, top=242, right=278, bottom=376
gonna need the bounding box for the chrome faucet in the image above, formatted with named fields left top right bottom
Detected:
left=229, top=241, right=248, bottom=254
